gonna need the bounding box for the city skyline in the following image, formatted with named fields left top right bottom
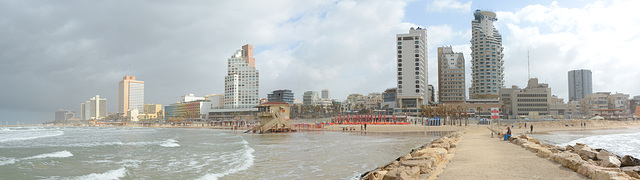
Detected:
left=1, top=0, right=639, bottom=124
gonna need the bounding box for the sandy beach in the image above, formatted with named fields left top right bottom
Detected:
left=492, top=120, right=640, bottom=135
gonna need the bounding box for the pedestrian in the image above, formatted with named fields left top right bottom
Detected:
left=530, top=124, right=534, bottom=133
left=361, top=124, right=363, bottom=131
left=364, top=123, right=367, bottom=130
left=525, top=123, right=527, bottom=128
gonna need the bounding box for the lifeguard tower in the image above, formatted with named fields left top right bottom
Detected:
left=252, top=102, right=294, bottom=133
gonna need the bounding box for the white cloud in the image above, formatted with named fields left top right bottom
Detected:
left=497, top=0, right=640, bottom=100
left=428, top=0, right=472, bottom=12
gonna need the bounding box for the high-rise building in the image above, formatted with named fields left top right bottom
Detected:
left=470, top=10, right=504, bottom=99
left=224, top=44, right=259, bottom=109
left=568, top=69, right=593, bottom=101
left=396, top=27, right=428, bottom=110
left=268, top=90, right=295, bottom=104
left=81, top=95, right=107, bottom=120
left=119, top=76, right=144, bottom=117
left=302, top=91, right=318, bottom=105
left=438, top=46, right=466, bottom=103
left=321, top=89, right=331, bottom=99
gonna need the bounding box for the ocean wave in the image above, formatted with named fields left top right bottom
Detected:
left=70, top=167, right=127, bottom=180
left=159, top=139, right=180, bottom=147
left=0, top=130, right=64, bottom=143
left=24, top=150, right=73, bottom=160
left=197, top=140, right=255, bottom=180
left=0, top=157, right=16, bottom=166
left=562, top=132, right=640, bottom=158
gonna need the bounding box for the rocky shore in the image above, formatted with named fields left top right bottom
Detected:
left=359, top=130, right=465, bottom=180
left=490, top=127, right=640, bottom=180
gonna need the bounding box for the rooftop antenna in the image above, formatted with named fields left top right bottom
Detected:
left=527, top=50, right=530, bottom=80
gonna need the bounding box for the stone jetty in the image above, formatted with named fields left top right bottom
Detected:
left=359, top=130, right=465, bottom=180
left=509, top=133, right=640, bottom=179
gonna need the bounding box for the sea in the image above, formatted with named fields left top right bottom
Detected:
left=530, top=127, right=640, bottom=158
left=0, top=126, right=445, bottom=180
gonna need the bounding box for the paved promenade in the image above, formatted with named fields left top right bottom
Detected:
left=436, top=126, right=587, bottom=180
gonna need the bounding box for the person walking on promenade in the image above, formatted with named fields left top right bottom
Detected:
left=364, top=123, right=367, bottom=131
left=530, top=124, right=534, bottom=133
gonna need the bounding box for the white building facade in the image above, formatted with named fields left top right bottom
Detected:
left=119, top=76, right=144, bottom=117
left=396, top=27, right=428, bottom=110
left=81, top=95, right=107, bottom=120
left=224, top=44, right=259, bottom=109
left=470, top=10, right=504, bottom=99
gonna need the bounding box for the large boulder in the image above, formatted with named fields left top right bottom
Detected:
left=602, top=156, right=622, bottom=168
left=528, top=138, right=541, bottom=145
left=518, top=133, right=530, bottom=140
left=576, top=147, right=599, bottom=161
left=621, top=155, right=640, bottom=167
left=598, top=149, right=617, bottom=160
left=365, top=170, right=388, bottom=180
left=551, top=152, right=587, bottom=171
left=383, top=166, right=420, bottom=180
left=621, top=166, right=640, bottom=179
left=549, top=145, right=566, bottom=153
left=592, top=170, right=632, bottom=180
left=430, top=142, right=450, bottom=150
left=537, top=148, right=553, bottom=158
left=566, top=145, right=575, bottom=152
left=410, top=148, right=448, bottom=163
left=400, top=159, right=433, bottom=174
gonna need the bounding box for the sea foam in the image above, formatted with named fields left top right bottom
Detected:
left=24, top=151, right=73, bottom=160
left=71, top=167, right=127, bottom=180
left=197, top=140, right=254, bottom=180
left=562, top=132, right=640, bottom=158
left=0, top=130, right=64, bottom=142
left=159, top=139, right=180, bottom=147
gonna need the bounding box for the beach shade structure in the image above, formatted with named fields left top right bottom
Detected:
left=251, top=102, right=295, bottom=133
left=590, top=115, right=604, bottom=120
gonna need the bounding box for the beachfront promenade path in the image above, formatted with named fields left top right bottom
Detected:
left=436, top=126, right=587, bottom=180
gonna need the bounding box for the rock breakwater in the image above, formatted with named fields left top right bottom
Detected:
left=495, top=128, right=640, bottom=180
left=359, top=130, right=465, bottom=180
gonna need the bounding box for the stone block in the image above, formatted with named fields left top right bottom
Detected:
left=603, top=156, right=622, bottom=168
left=621, top=155, right=640, bottom=167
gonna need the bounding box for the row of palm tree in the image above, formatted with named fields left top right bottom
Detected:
left=420, top=105, right=469, bottom=126
left=290, top=103, right=344, bottom=119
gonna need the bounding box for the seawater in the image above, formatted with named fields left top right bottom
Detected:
left=0, top=126, right=441, bottom=179
left=530, top=127, right=640, bottom=158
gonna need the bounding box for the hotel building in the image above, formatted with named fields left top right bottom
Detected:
left=224, top=44, right=259, bottom=109
left=81, top=95, right=107, bottom=120
left=396, top=27, right=428, bottom=113
left=119, top=76, right=144, bottom=117
left=470, top=10, right=504, bottom=99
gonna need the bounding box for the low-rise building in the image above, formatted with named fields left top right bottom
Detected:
left=267, top=90, right=294, bottom=104
left=500, top=78, right=558, bottom=119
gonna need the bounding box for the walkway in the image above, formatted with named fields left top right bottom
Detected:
left=436, top=126, right=586, bottom=180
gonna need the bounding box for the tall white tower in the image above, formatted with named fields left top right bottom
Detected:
left=224, top=44, right=260, bottom=109
left=470, top=10, right=504, bottom=99
left=119, top=76, right=144, bottom=117
left=396, top=27, right=428, bottom=109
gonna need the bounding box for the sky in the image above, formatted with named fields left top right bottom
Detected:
left=1, top=0, right=639, bottom=124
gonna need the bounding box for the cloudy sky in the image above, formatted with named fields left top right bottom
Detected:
left=1, top=0, right=639, bottom=124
